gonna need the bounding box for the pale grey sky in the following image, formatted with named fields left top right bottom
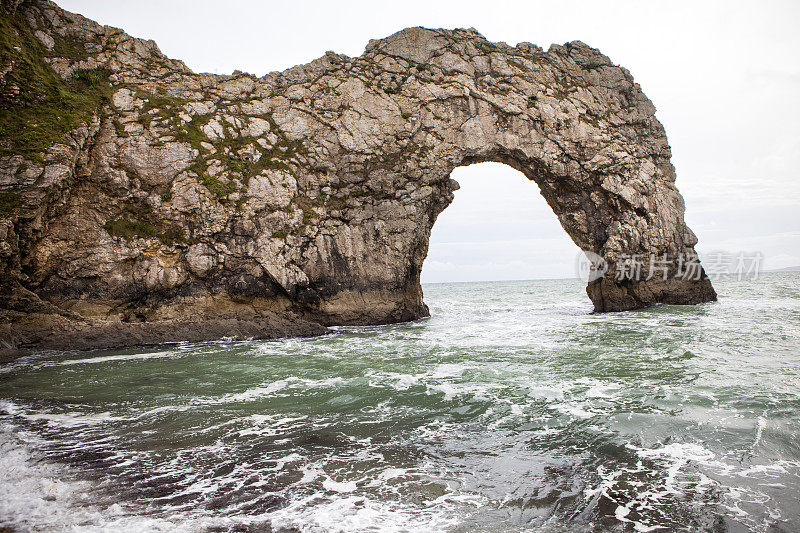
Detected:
left=59, top=0, right=800, bottom=282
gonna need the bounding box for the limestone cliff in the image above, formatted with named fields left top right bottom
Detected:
left=0, top=0, right=716, bottom=349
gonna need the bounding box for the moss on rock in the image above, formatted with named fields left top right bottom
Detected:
left=0, top=189, right=22, bottom=217
left=0, top=13, right=112, bottom=161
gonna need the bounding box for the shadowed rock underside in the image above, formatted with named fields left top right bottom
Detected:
left=0, top=0, right=716, bottom=349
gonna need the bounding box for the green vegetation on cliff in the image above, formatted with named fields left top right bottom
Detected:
left=104, top=217, right=187, bottom=245
left=103, top=202, right=190, bottom=245
left=0, top=189, right=21, bottom=216
left=0, top=11, right=111, bottom=163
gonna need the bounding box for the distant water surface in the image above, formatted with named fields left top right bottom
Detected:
left=1, top=274, right=799, bottom=532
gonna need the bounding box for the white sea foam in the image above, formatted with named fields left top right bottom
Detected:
left=0, top=400, right=126, bottom=427
left=266, top=492, right=467, bottom=533
left=425, top=381, right=498, bottom=402
left=0, top=427, right=207, bottom=532
left=59, top=350, right=177, bottom=365
left=238, top=414, right=308, bottom=437
left=322, top=477, right=358, bottom=493
left=385, top=373, right=422, bottom=390
left=214, top=379, right=294, bottom=403
left=554, top=403, right=596, bottom=419
left=197, top=376, right=346, bottom=405
left=585, top=381, right=622, bottom=399
left=635, top=442, right=717, bottom=463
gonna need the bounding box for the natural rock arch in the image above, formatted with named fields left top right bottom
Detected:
left=0, top=3, right=715, bottom=348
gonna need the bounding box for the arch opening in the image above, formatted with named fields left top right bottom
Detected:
left=421, top=162, right=583, bottom=286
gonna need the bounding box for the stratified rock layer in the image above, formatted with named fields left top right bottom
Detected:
left=0, top=0, right=716, bottom=349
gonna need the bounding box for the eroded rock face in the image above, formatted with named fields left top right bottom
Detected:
left=0, top=0, right=716, bottom=348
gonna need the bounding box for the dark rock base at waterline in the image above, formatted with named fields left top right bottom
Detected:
left=587, top=276, right=717, bottom=313
left=0, top=312, right=329, bottom=353
left=0, top=277, right=720, bottom=352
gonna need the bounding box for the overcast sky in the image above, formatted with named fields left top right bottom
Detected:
left=59, top=0, right=800, bottom=282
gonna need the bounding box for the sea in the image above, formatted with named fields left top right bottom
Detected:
left=1, top=274, right=798, bottom=532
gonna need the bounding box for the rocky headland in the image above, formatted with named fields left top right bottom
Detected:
left=0, top=0, right=716, bottom=350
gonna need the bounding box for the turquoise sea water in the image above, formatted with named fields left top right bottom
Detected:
left=0, top=274, right=798, bottom=532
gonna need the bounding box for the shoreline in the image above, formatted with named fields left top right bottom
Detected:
left=0, top=311, right=330, bottom=356
left=6, top=273, right=791, bottom=355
